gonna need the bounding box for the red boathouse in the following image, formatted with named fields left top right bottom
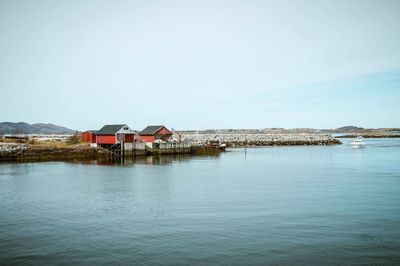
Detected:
left=81, top=130, right=97, bottom=143
left=139, top=125, right=172, bottom=142
left=96, top=124, right=136, bottom=147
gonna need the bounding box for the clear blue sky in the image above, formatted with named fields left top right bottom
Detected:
left=1, top=0, right=399, bottom=130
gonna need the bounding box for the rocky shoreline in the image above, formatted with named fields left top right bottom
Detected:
left=0, top=143, right=104, bottom=162
left=1, top=134, right=341, bottom=162
left=183, top=133, right=342, bottom=147
left=0, top=143, right=222, bottom=162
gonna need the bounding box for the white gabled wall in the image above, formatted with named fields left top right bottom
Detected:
left=116, top=124, right=136, bottom=135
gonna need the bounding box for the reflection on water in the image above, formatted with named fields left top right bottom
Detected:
left=75, top=153, right=222, bottom=166
left=0, top=163, right=30, bottom=177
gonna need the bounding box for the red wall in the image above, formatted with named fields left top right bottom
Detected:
left=96, top=135, right=116, bottom=144
left=139, top=127, right=172, bottom=143
left=82, top=132, right=96, bottom=143
left=82, top=132, right=90, bottom=142
left=156, top=127, right=172, bottom=135
left=124, top=134, right=135, bottom=142
left=140, top=135, right=155, bottom=142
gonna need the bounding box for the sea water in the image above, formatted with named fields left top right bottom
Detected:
left=1, top=138, right=400, bottom=265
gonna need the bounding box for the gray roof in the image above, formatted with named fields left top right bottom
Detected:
left=96, top=124, right=125, bottom=135
left=140, top=125, right=168, bottom=135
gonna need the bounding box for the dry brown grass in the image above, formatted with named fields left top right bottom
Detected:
left=30, top=140, right=89, bottom=148
left=2, top=137, right=89, bottom=149
left=66, top=132, right=81, bottom=145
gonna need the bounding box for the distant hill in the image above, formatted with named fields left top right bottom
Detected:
left=335, top=126, right=364, bottom=132
left=0, top=122, right=75, bottom=134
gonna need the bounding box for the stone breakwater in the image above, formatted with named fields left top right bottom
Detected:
left=0, top=143, right=28, bottom=155
left=183, top=134, right=342, bottom=147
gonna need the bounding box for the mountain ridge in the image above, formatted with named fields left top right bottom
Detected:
left=0, top=122, right=75, bottom=134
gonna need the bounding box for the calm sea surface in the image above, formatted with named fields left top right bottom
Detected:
left=1, top=139, right=400, bottom=265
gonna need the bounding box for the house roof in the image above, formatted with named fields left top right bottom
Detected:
left=96, top=124, right=125, bottom=135
left=140, top=125, right=168, bottom=135
left=83, top=130, right=98, bottom=133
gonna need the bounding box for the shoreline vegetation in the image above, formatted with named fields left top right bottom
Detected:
left=0, top=133, right=342, bottom=163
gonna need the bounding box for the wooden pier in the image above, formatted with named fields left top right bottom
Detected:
left=101, top=142, right=197, bottom=158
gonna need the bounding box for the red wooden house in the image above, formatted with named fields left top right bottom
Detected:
left=81, top=130, right=97, bottom=143
left=96, top=124, right=136, bottom=146
left=139, top=125, right=172, bottom=142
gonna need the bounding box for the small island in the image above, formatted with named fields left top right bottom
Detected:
left=0, top=122, right=345, bottom=163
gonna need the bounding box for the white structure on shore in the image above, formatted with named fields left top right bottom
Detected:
left=182, top=133, right=340, bottom=146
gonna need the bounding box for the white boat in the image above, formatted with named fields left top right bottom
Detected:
left=351, top=136, right=365, bottom=147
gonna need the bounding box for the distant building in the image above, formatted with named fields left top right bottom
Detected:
left=81, top=130, right=97, bottom=143
left=139, top=125, right=172, bottom=143
left=96, top=124, right=136, bottom=146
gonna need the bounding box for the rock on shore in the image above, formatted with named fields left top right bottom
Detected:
left=0, top=143, right=102, bottom=162
left=183, top=133, right=342, bottom=147
left=0, top=143, right=28, bottom=155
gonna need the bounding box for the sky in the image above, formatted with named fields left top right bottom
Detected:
left=0, top=0, right=399, bottom=130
